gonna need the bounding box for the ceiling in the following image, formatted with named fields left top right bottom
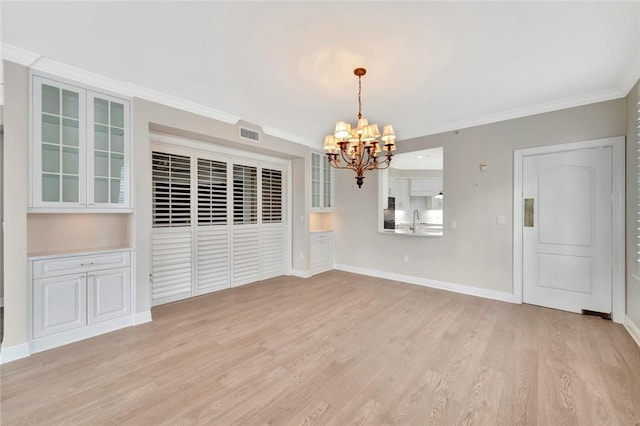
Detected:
left=391, top=147, right=443, bottom=170
left=2, top=2, right=639, bottom=149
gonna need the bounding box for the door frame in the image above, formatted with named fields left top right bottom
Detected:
left=513, top=136, right=625, bottom=323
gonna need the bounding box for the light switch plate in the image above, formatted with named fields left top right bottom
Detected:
left=497, top=215, right=506, bottom=225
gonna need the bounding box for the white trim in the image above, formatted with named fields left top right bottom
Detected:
left=624, top=315, right=640, bottom=350
left=31, top=58, right=129, bottom=97
left=335, top=264, right=514, bottom=303
left=27, top=207, right=134, bottom=214
left=618, top=47, right=640, bottom=97
left=150, top=132, right=292, bottom=166
left=513, top=136, right=625, bottom=324
left=2, top=43, right=40, bottom=66
left=310, top=264, right=334, bottom=276
left=286, top=161, right=293, bottom=275
left=129, top=84, right=240, bottom=125
left=0, top=343, right=30, bottom=364
left=29, top=315, right=134, bottom=354
left=289, top=269, right=312, bottom=279
left=261, top=126, right=316, bottom=148
left=133, top=311, right=152, bottom=325
left=401, top=89, right=624, bottom=141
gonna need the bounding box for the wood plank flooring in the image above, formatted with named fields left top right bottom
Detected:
left=2, top=270, right=640, bottom=425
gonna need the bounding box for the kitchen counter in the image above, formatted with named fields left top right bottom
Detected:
left=382, top=224, right=443, bottom=237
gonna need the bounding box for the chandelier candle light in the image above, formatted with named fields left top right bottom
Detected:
left=323, top=67, right=396, bottom=188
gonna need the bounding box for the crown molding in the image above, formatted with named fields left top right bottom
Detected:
left=261, top=126, right=316, bottom=148
left=400, top=88, right=626, bottom=140
left=128, top=84, right=240, bottom=124
left=1, top=43, right=241, bottom=126
left=619, top=48, right=640, bottom=96
left=31, top=58, right=131, bottom=95
left=2, top=43, right=41, bottom=66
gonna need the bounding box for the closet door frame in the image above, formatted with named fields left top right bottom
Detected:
left=150, top=135, right=291, bottom=306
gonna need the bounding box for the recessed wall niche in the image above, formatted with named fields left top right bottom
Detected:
left=27, top=213, right=131, bottom=255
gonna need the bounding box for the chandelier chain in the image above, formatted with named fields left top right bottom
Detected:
left=357, top=75, right=362, bottom=120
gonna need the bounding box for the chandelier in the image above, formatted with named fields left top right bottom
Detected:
left=323, top=67, right=396, bottom=188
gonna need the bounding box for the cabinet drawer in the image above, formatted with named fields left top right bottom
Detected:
left=33, top=251, right=131, bottom=279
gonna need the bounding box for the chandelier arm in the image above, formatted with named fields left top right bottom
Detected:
left=338, top=146, right=355, bottom=166
left=370, top=156, right=393, bottom=170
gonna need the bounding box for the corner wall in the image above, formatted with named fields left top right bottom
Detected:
left=626, top=79, right=640, bottom=332
left=2, top=61, right=28, bottom=348
left=334, top=99, right=626, bottom=296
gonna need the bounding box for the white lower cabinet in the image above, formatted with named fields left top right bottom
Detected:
left=33, top=274, right=87, bottom=339
left=29, top=249, right=133, bottom=352
left=87, top=267, right=131, bottom=324
left=310, top=231, right=334, bottom=275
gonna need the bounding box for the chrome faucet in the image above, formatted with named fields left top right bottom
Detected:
left=412, top=209, right=420, bottom=234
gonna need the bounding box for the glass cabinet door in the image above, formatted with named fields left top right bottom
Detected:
left=311, top=152, right=321, bottom=209
left=322, top=156, right=332, bottom=208
left=311, top=152, right=333, bottom=210
left=33, top=76, right=86, bottom=207
left=87, top=92, right=130, bottom=207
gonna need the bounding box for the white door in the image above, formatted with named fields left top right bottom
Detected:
left=33, top=274, right=87, bottom=338
left=87, top=267, right=131, bottom=324
left=523, top=147, right=612, bottom=314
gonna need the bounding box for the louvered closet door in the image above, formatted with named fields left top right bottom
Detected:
left=261, top=167, right=285, bottom=279
left=151, top=151, right=193, bottom=306
left=196, top=158, right=230, bottom=295
left=232, top=164, right=259, bottom=286
left=151, top=141, right=288, bottom=306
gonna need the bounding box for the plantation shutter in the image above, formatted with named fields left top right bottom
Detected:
left=196, top=158, right=230, bottom=294
left=151, top=152, right=193, bottom=304
left=636, top=90, right=640, bottom=262
left=232, top=164, right=259, bottom=286
left=261, top=168, right=285, bottom=279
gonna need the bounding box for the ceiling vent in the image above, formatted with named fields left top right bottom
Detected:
left=239, top=127, right=260, bottom=142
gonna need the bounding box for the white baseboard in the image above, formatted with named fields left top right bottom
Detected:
left=0, top=343, right=30, bottom=364
left=334, top=264, right=514, bottom=303
left=29, top=315, right=134, bottom=354
left=624, top=315, right=640, bottom=349
left=310, top=264, right=334, bottom=276
left=133, top=311, right=152, bottom=325
left=289, top=269, right=312, bottom=279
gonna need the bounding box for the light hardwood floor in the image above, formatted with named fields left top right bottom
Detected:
left=2, top=270, right=640, bottom=425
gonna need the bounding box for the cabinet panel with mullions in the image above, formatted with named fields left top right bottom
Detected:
left=87, top=91, right=130, bottom=207
left=32, top=77, right=86, bottom=207
left=30, top=74, right=130, bottom=211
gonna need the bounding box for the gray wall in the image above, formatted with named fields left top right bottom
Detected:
left=2, top=61, right=28, bottom=347
left=626, top=79, right=640, bottom=327
left=334, top=99, right=627, bottom=295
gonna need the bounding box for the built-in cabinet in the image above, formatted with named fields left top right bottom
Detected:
left=31, top=75, right=131, bottom=212
left=310, top=231, right=334, bottom=274
left=390, top=177, right=442, bottom=208
left=311, top=152, right=333, bottom=210
left=29, top=249, right=133, bottom=352
left=409, top=178, right=443, bottom=197
left=389, top=178, right=410, bottom=210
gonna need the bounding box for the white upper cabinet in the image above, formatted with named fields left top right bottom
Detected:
left=31, top=75, right=131, bottom=212
left=87, top=92, right=130, bottom=208
left=311, top=151, right=333, bottom=211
